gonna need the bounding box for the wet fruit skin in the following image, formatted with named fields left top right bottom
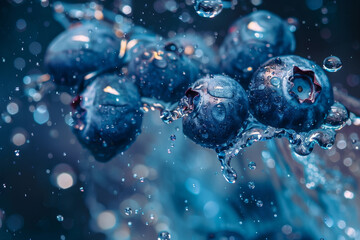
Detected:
left=45, top=21, right=122, bottom=87
left=127, top=40, right=200, bottom=103
left=248, top=55, right=334, bottom=132
left=169, top=33, right=220, bottom=75
left=72, top=73, right=143, bottom=162
left=220, top=10, right=295, bottom=88
left=182, top=75, right=249, bottom=149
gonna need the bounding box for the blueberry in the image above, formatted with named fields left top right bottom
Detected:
left=220, top=40, right=275, bottom=85
left=72, top=73, right=143, bottom=162
left=45, top=21, right=122, bottom=87
left=220, top=10, right=295, bottom=87
left=182, top=75, right=249, bottom=149
left=170, top=33, right=219, bottom=75
left=248, top=55, right=334, bottom=132
left=128, top=40, right=200, bottom=102
left=123, top=26, right=161, bottom=63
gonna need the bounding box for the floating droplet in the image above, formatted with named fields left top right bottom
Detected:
left=158, top=231, right=171, bottom=240
left=256, top=200, right=263, bottom=207
left=248, top=161, right=257, bottom=170
left=194, top=0, right=223, bottom=18
left=57, top=215, right=64, bottom=222
left=323, top=56, right=342, bottom=72
left=79, top=187, right=84, bottom=192
left=124, top=207, right=132, bottom=216
left=170, top=134, right=176, bottom=141
left=248, top=181, right=255, bottom=189
left=14, top=150, right=20, bottom=157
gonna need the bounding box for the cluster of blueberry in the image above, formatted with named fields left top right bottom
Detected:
left=44, top=7, right=336, bottom=162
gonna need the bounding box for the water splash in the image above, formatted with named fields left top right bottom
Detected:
left=217, top=150, right=237, bottom=183
left=264, top=140, right=359, bottom=239
left=140, top=96, right=194, bottom=124
left=217, top=101, right=350, bottom=183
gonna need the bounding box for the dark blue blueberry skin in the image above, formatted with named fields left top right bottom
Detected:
left=182, top=75, right=249, bottom=149
left=170, top=33, right=220, bottom=75
left=45, top=21, right=122, bottom=87
left=127, top=40, right=200, bottom=103
left=248, top=55, right=334, bottom=132
left=72, top=73, right=143, bottom=162
left=220, top=10, right=295, bottom=87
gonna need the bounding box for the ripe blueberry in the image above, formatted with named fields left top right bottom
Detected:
left=248, top=55, right=334, bottom=132
left=127, top=40, right=200, bottom=103
left=182, top=75, right=249, bottom=149
left=72, top=73, right=143, bottom=162
left=220, top=10, right=295, bottom=87
left=170, top=33, right=219, bottom=75
left=45, top=21, right=122, bottom=87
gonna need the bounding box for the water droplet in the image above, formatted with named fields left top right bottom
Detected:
left=270, top=77, right=281, bottom=87
left=194, top=0, right=223, bottom=18
left=158, top=231, right=171, bottom=240
left=79, top=187, right=84, bottom=192
left=57, top=215, right=64, bottom=222
left=211, top=103, right=226, bottom=122
left=248, top=181, right=255, bottom=189
left=170, top=134, right=176, bottom=141
left=124, top=207, right=132, bottom=216
left=323, top=56, right=342, bottom=72
left=14, top=150, right=20, bottom=157
left=248, top=161, right=257, bottom=170
left=256, top=200, right=263, bottom=207
left=217, top=151, right=237, bottom=183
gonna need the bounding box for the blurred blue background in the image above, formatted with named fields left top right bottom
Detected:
left=0, top=0, right=360, bottom=239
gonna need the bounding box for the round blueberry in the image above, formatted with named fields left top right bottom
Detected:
left=248, top=55, right=334, bottom=132
left=72, top=73, right=143, bottom=162
left=182, top=75, right=249, bottom=149
left=45, top=21, right=122, bottom=87
left=127, top=40, right=200, bottom=103
left=220, top=10, right=295, bottom=87
left=169, top=33, right=219, bottom=75
left=220, top=40, right=275, bottom=85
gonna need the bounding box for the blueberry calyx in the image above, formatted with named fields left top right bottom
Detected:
left=184, top=88, right=200, bottom=112
left=289, top=66, right=322, bottom=104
